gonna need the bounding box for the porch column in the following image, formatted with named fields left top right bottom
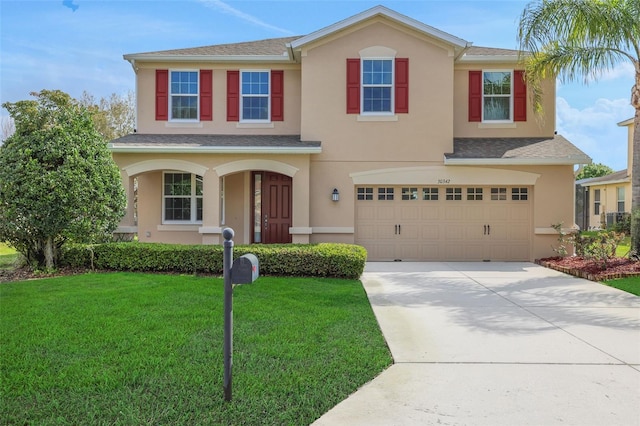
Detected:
left=291, top=161, right=311, bottom=244
left=115, top=171, right=137, bottom=234
left=200, top=170, right=222, bottom=245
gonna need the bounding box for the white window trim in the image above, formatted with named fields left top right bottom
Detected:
left=162, top=171, right=203, bottom=225
left=360, top=57, right=395, bottom=116
left=482, top=69, right=513, bottom=124
left=240, top=69, right=271, bottom=123
left=169, top=70, right=200, bottom=122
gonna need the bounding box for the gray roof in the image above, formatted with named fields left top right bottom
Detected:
left=445, top=135, right=591, bottom=164
left=577, top=169, right=630, bottom=186
left=126, top=36, right=301, bottom=58
left=108, top=134, right=321, bottom=154
left=464, top=46, right=520, bottom=56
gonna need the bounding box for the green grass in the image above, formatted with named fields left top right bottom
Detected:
left=603, top=276, right=640, bottom=296
left=0, top=242, right=18, bottom=270
left=0, top=273, right=392, bottom=425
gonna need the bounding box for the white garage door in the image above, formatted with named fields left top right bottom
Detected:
left=355, top=186, right=531, bottom=261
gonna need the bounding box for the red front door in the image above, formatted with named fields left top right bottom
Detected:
left=256, top=172, right=292, bottom=243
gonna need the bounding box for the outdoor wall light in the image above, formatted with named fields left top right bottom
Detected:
left=332, top=188, right=340, bottom=202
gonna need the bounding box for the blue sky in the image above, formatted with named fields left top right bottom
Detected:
left=0, top=0, right=634, bottom=170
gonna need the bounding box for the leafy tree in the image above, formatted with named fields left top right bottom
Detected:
left=575, top=162, right=614, bottom=180
left=79, top=90, right=135, bottom=141
left=518, top=0, right=640, bottom=254
left=0, top=90, right=126, bottom=270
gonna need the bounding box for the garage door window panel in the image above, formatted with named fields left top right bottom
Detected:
left=378, top=187, right=394, bottom=200
left=423, top=187, right=439, bottom=200
left=446, top=188, right=462, bottom=201
left=467, top=188, right=483, bottom=201
left=491, top=187, right=507, bottom=200
left=512, top=187, right=528, bottom=200
left=402, top=187, right=418, bottom=200
left=357, top=187, right=373, bottom=201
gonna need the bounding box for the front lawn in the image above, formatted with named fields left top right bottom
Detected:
left=603, top=276, right=640, bottom=296
left=0, top=242, right=18, bottom=270
left=0, top=273, right=392, bottom=425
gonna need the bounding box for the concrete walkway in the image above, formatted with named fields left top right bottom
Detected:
left=313, top=262, right=640, bottom=426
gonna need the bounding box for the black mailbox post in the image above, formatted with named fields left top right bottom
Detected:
left=232, top=254, right=259, bottom=284
left=222, top=228, right=259, bottom=402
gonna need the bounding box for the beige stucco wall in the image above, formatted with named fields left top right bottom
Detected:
left=299, top=20, right=455, bottom=162
left=134, top=64, right=302, bottom=135
left=585, top=183, right=632, bottom=229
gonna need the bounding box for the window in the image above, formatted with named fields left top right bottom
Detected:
left=402, top=187, right=418, bottom=200
left=512, top=187, right=528, bottom=201
left=378, top=187, right=394, bottom=200
left=467, top=188, right=483, bottom=201
left=163, top=173, right=203, bottom=223
left=170, top=71, right=198, bottom=120
left=362, top=59, right=392, bottom=113
left=594, top=189, right=601, bottom=215
left=422, top=187, right=438, bottom=201
left=357, top=187, right=373, bottom=201
left=483, top=71, right=511, bottom=121
left=491, top=187, right=507, bottom=201
left=346, top=57, right=408, bottom=114
left=446, top=188, right=462, bottom=201
left=241, top=71, right=269, bottom=121
left=617, top=187, right=625, bottom=212
left=469, top=70, right=526, bottom=122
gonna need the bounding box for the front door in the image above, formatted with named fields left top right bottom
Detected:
left=253, top=172, right=292, bottom=243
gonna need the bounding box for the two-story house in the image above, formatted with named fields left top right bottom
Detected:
left=109, top=5, right=591, bottom=261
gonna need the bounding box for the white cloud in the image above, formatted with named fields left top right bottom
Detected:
left=197, top=0, right=294, bottom=35
left=556, top=97, right=633, bottom=171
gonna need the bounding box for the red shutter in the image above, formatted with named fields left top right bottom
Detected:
left=227, top=70, right=239, bottom=122
left=513, top=70, right=527, bottom=122
left=155, top=69, right=169, bottom=121
left=271, top=70, right=284, bottom=121
left=346, top=58, right=360, bottom=114
left=200, top=70, right=213, bottom=121
left=395, top=58, right=409, bottom=113
left=468, top=70, right=482, bottom=122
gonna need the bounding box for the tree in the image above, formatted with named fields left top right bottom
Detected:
left=79, top=90, right=135, bottom=141
left=518, top=0, right=640, bottom=254
left=575, top=162, right=614, bottom=180
left=0, top=90, right=126, bottom=270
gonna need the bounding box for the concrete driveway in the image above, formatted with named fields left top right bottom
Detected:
left=313, top=262, right=640, bottom=426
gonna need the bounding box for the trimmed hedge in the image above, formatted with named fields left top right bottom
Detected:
left=60, top=242, right=367, bottom=279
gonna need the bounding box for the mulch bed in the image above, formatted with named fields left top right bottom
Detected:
left=536, top=256, right=640, bottom=281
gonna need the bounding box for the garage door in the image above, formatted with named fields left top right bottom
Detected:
left=355, top=186, right=531, bottom=261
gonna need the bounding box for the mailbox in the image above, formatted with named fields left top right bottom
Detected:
left=231, top=253, right=259, bottom=284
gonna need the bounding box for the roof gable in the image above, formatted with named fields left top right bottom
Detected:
left=289, top=5, right=469, bottom=53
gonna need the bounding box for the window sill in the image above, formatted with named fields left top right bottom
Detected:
left=165, top=122, right=203, bottom=128
left=357, top=114, right=398, bottom=122
left=237, top=122, right=274, bottom=129
left=158, top=224, right=201, bottom=231
left=478, top=122, right=516, bottom=129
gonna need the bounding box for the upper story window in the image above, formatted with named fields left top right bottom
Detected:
left=362, top=59, right=393, bottom=113
left=346, top=49, right=408, bottom=115
left=156, top=69, right=212, bottom=122
left=226, top=70, right=284, bottom=122
left=241, top=71, right=270, bottom=121
left=170, top=71, right=198, bottom=120
left=468, top=70, right=526, bottom=123
left=483, top=71, right=511, bottom=121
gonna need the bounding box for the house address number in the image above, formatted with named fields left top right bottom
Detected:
left=437, top=179, right=451, bottom=184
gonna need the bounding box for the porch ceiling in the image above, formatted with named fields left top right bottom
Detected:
left=108, top=134, right=322, bottom=154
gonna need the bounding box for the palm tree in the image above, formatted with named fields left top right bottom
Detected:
left=518, top=0, right=640, bottom=255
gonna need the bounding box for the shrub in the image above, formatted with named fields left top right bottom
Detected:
left=60, top=242, right=367, bottom=279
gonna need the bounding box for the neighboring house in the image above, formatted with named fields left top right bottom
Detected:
left=109, top=5, right=591, bottom=261
left=576, top=117, right=633, bottom=229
